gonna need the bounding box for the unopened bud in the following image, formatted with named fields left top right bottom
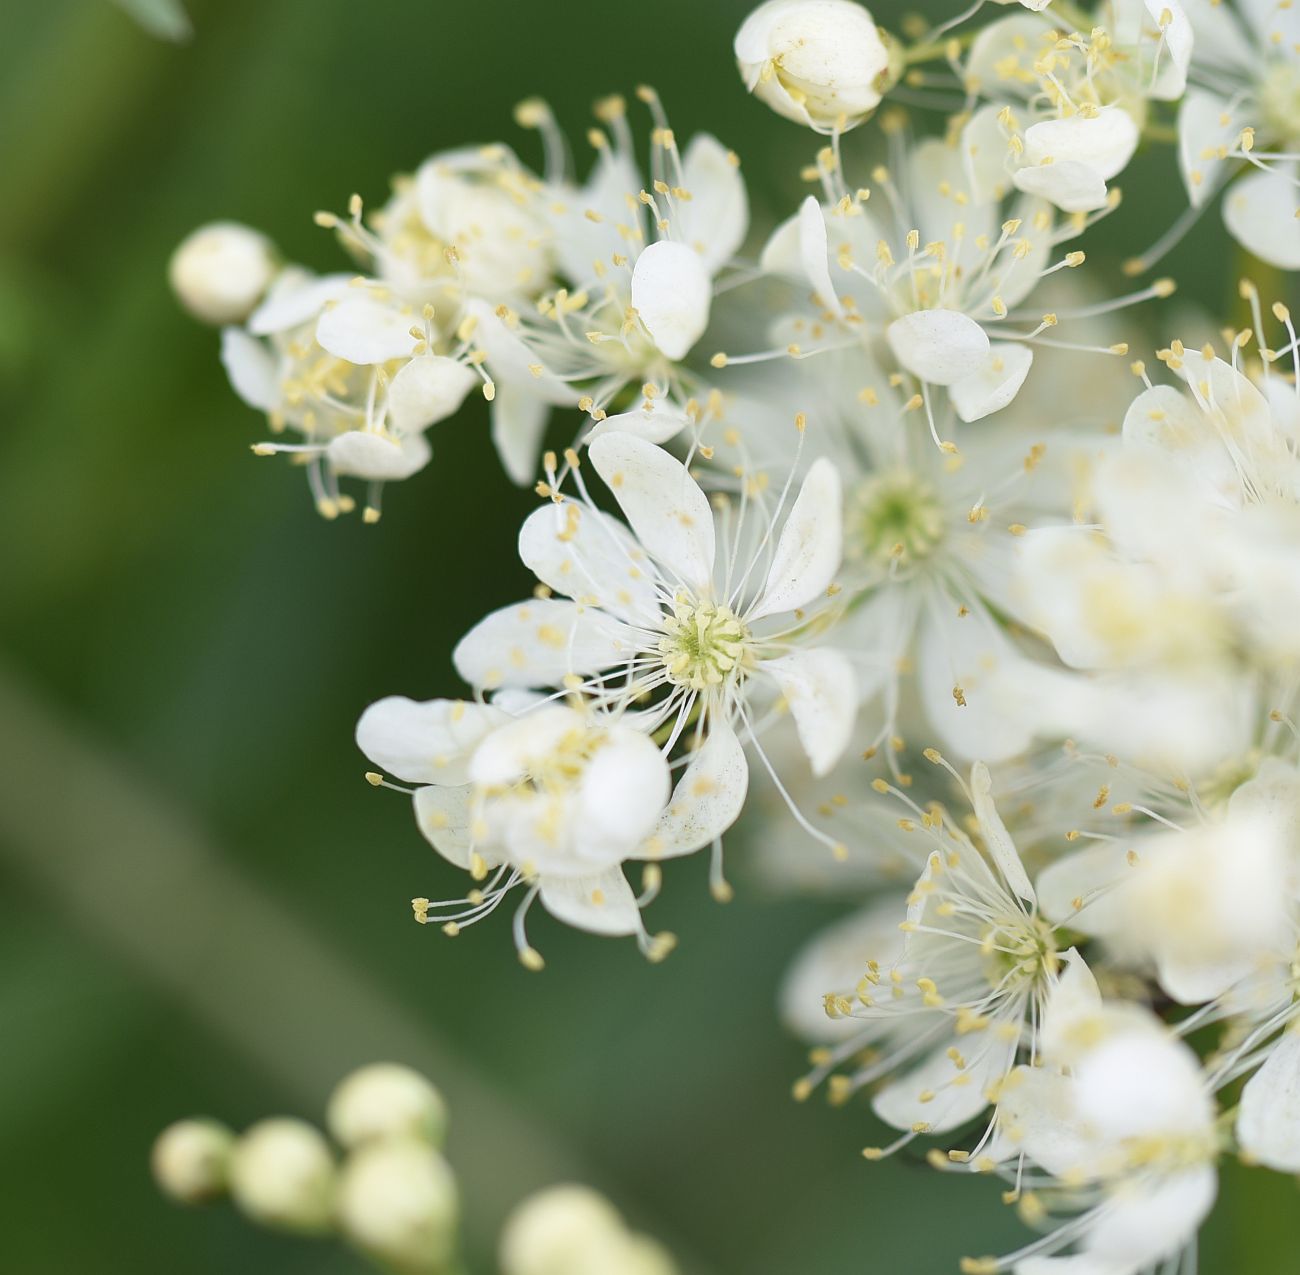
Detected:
left=228, top=1118, right=335, bottom=1234
left=169, top=222, right=277, bottom=325
left=151, top=1119, right=235, bottom=1204
left=327, top=1062, right=448, bottom=1150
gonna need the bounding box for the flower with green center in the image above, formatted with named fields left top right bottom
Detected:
left=658, top=598, right=754, bottom=690
left=852, top=470, right=946, bottom=566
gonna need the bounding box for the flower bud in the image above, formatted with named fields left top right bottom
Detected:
left=326, top=1062, right=448, bottom=1149
left=169, top=221, right=277, bottom=325
left=228, top=1118, right=335, bottom=1234
left=735, top=0, right=898, bottom=134
left=498, top=1185, right=626, bottom=1275
left=336, top=1138, right=459, bottom=1272
left=151, top=1118, right=235, bottom=1204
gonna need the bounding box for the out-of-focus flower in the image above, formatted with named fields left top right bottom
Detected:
left=151, top=1119, right=235, bottom=1205
left=227, top=1118, right=336, bottom=1234
left=327, top=1062, right=449, bottom=1149
left=170, top=222, right=278, bottom=324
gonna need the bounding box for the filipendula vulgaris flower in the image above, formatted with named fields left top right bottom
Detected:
left=734, top=0, right=902, bottom=134
left=798, top=759, right=1084, bottom=1162
left=220, top=270, right=484, bottom=521
left=465, top=89, right=750, bottom=482
left=742, top=120, right=1158, bottom=441
left=169, top=221, right=279, bottom=325
left=452, top=427, right=857, bottom=874
left=710, top=350, right=1107, bottom=765
left=1015, top=297, right=1300, bottom=704
left=1174, top=0, right=1300, bottom=270
left=975, top=980, right=1220, bottom=1275
left=355, top=695, right=677, bottom=966
left=963, top=2, right=1194, bottom=214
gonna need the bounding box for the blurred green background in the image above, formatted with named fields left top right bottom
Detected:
left=0, top=1, right=1296, bottom=1271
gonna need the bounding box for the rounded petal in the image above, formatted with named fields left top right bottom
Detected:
left=326, top=430, right=431, bottom=481
left=1012, top=160, right=1109, bottom=214
left=587, top=432, right=716, bottom=592
left=1238, top=1031, right=1300, bottom=1172
left=1084, top=1168, right=1216, bottom=1269
left=576, top=728, right=672, bottom=860
left=247, top=271, right=353, bottom=336
left=949, top=343, right=1034, bottom=421
left=538, top=867, right=641, bottom=936
left=386, top=356, right=477, bottom=434
left=1223, top=165, right=1300, bottom=270
left=1022, top=111, right=1139, bottom=182
left=644, top=719, right=748, bottom=859
left=412, top=784, right=480, bottom=869
left=490, top=384, right=552, bottom=487
left=220, top=327, right=279, bottom=412
left=316, top=296, right=420, bottom=365
left=763, top=648, right=857, bottom=777
left=798, top=196, right=841, bottom=317
left=452, top=599, right=638, bottom=691
left=886, top=310, right=991, bottom=386
left=586, top=405, right=689, bottom=446
left=630, top=240, right=711, bottom=360
left=751, top=458, right=843, bottom=620
left=677, top=133, right=749, bottom=275
left=356, top=696, right=509, bottom=785
left=518, top=503, right=662, bottom=627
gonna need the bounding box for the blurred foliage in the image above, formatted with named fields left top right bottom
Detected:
left=0, top=1, right=1296, bottom=1272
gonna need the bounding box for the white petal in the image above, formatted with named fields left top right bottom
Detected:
left=326, top=430, right=431, bottom=481
left=1083, top=1168, right=1216, bottom=1269
left=452, top=599, right=637, bottom=690
left=490, top=383, right=551, bottom=486
left=464, top=299, right=573, bottom=405
left=630, top=240, right=711, bottom=360
left=220, top=327, right=279, bottom=412
left=961, top=104, right=1016, bottom=204
left=1142, top=0, right=1194, bottom=100
left=1039, top=948, right=1103, bottom=1063
left=356, top=696, right=508, bottom=785
left=1022, top=110, right=1139, bottom=182
left=949, top=343, right=1034, bottom=421
left=1223, top=165, right=1300, bottom=270
left=763, top=649, right=857, bottom=777
left=386, top=356, right=477, bottom=434
left=970, top=761, right=1035, bottom=904
left=412, top=784, right=479, bottom=869
left=751, top=458, right=842, bottom=620
left=585, top=405, right=688, bottom=446
left=1238, top=1031, right=1300, bottom=1172
left=759, top=209, right=802, bottom=278
left=874, top=1035, right=1017, bottom=1133
left=587, top=432, right=716, bottom=592
left=645, top=719, right=748, bottom=859
left=316, top=296, right=418, bottom=365
left=538, top=867, right=642, bottom=936
left=677, top=133, right=748, bottom=276
left=1177, top=88, right=1238, bottom=207
left=518, top=503, right=662, bottom=627
left=575, top=728, right=672, bottom=862
left=1012, top=160, right=1109, bottom=214
left=798, top=196, right=841, bottom=317
left=247, top=271, right=352, bottom=335
left=886, top=310, right=991, bottom=386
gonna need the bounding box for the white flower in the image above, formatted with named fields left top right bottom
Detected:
left=222, top=274, right=483, bottom=518
left=170, top=221, right=278, bottom=324
left=356, top=695, right=675, bottom=961
left=734, top=0, right=898, bottom=134
left=966, top=4, right=1194, bottom=213
left=471, top=92, right=749, bottom=483
left=985, top=1001, right=1218, bottom=1275
left=1237, top=1026, right=1300, bottom=1172
left=1177, top=0, right=1300, bottom=268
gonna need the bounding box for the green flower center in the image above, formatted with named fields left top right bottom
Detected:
left=658, top=598, right=752, bottom=691
left=1260, top=61, right=1300, bottom=146
left=852, top=471, right=945, bottom=566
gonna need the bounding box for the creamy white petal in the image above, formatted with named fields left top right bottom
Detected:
left=1012, top=161, right=1109, bottom=214
left=1237, top=1031, right=1300, bottom=1172
left=465, top=299, right=574, bottom=405
left=798, top=196, right=842, bottom=317
left=949, top=343, right=1034, bottom=421
left=874, top=1034, right=1017, bottom=1133
left=316, top=296, right=419, bottom=365
left=630, top=240, right=711, bottom=361
left=575, top=729, right=673, bottom=862
left=247, top=271, right=352, bottom=335
left=677, top=133, right=749, bottom=276
left=518, top=503, right=662, bottom=626
left=1022, top=111, right=1139, bottom=182
left=452, top=599, right=637, bottom=690
left=585, top=405, right=688, bottom=446
left=1223, top=164, right=1300, bottom=270
left=587, top=432, right=716, bottom=592
left=645, top=719, right=748, bottom=859
left=750, top=458, right=842, bottom=620
left=970, top=761, right=1035, bottom=904
left=490, top=384, right=552, bottom=487
left=1083, top=1168, right=1216, bottom=1269
left=886, top=310, right=991, bottom=386
left=412, top=784, right=480, bottom=870
left=1177, top=88, right=1238, bottom=207
left=763, top=649, right=857, bottom=777
left=220, top=327, right=279, bottom=412
left=386, top=356, right=477, bottom=434
left=356, top=696, right=508, bottom=785
left=326, top=430, right=431, bottom=481
left=538, top=868, right=642, bottom=936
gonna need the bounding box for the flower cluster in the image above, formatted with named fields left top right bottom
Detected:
left=153, top=1062, right=678, bottom=1275
left=174, top=0, right=1300, bottom=1268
